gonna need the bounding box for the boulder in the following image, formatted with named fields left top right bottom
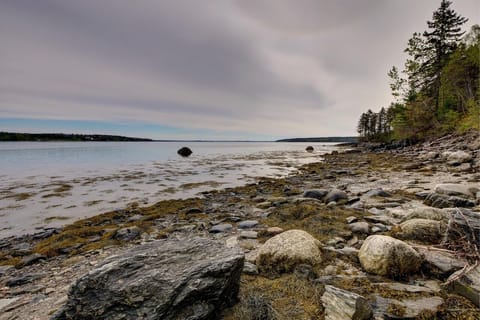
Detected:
left=434, top=183, right=478, bottom=199
left=302, top=189, right=328, bottom=200
left=358, top=235, right=422, bottom=277
left=306, top=146, right=314, bottom=152
left=365, top=188, right=391, bottom=197
left=447, top=264, right=480, bottom=307
left=397, top=219, right=446, bottom=243
left=443, top=150, right=472, bottom=165
left=324, top=189, right=348, bottom=203
left=445, top=208, right=480, bottom=246
left=53, top=238, right=244, bottom=320
left=402, top=206, right=449, bottom=222
left=177, top=147, right=193, bottom=157
left=209, top=223, right=233, bottom=233
left=424, top=192, right=475, bottom=208
left=349, top=222, right=370, bottom=234
left=237, top=220, right=259, bottom=229
left=256, top=229, right=322, bottom=273
left=321, top=285, right=373, bottom=320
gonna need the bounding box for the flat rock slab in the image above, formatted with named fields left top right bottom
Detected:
left=447, top=264, right=480, bottom=307
left=417, top=247, right=467, bottom=275
left=434, top=183, right=478, bottom=198
left=209, top=223, right=233, bottom=233
left=373, top=295, right=444, bottom=319
left=53, top=237, right=244, bottom=320
left=237, top=220, right=259, bottom=229
left=0, top=298, right=19, bottom=312
left=321, top=285, right=373, bottom=320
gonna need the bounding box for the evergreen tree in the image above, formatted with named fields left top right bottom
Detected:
left=422, top=0, right=468, bottom=106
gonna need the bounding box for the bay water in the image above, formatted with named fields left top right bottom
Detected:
left=0, top=141, right=339, bottom=238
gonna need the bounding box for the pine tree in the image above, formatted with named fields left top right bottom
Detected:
left=422, top=0, right=468, bottom=106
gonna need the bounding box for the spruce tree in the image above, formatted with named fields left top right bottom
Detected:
left=422, top=0, right=468, bottom=106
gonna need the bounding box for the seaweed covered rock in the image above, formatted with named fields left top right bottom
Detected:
left=53, top=237, right=244, bottom=320
left=396, top=218, right=446, bottom=243
left=256, top=229, right=322, bottom=273
left=358, top=235, right=422, bottom=278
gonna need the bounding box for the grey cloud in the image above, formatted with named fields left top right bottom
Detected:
left=0, top=0, right=478, bottom=138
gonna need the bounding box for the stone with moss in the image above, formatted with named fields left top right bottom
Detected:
left=358, top=235, right=422, bottom=278
left=256, top=229, right=322, bottom=274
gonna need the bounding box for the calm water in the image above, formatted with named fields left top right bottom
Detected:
left=0, top=141, right=339, bottom=238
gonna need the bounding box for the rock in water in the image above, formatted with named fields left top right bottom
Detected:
left=53, top=237, right=244, bottom=320
left=321, top=285, right=373, bottom=320
left=306, top=146, right=314, bottom=152
left=358, top=235, right=422, bottom=278
left=256, top=229, right=322, bottom=273
left=177, top=146, right=193, bottom=157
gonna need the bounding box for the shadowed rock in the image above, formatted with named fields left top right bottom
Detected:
left=177, top=146, right=193, bottom=157
left=52, top=237, right=244, bottom=320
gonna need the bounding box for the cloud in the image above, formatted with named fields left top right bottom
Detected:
left=0, top=0, right=478, bottom=139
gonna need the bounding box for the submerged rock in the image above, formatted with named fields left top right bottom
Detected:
left=256, top=229, right=322, bottom=273
left=358, top=235, right=422, bottom=277
left=177, top=146, right=193, bottom=157
left=53, top=237, right=244, bottom=320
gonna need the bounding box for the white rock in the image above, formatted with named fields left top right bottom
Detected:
left=358, top=235, right=422, bottom=277
left=256, top=229, right=322, bottom=273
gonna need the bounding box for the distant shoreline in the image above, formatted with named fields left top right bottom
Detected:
left=0, top=131, right=358, bottom=143
left=0, top=132, right=152, bottom=142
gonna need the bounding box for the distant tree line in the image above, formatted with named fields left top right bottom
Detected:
left=357, top=0, right=479, bottom=142
left=0, top=132, right=152, bottom=142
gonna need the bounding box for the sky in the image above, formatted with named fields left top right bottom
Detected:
left=1, top=0, right=478, bottom=140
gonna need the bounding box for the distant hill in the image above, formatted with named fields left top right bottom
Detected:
left=276, top=136, right=358, bottom=143
left=0, top=132, right=152, bottom=142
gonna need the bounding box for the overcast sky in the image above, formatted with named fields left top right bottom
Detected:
left=1, top=0, right=478, bottom=140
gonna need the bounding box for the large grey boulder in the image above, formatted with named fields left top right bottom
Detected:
left=324, top=189, right=348, bottom=203
left=321, top=285, right=373, bottom=320
left=53, top=237, right=244, bottom=320
left=358, top=235, right=422, bottom=278
left=256, top=229, right=322, bottom=273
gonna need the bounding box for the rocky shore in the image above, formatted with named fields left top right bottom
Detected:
left=0, top=132, right=479, bottom=319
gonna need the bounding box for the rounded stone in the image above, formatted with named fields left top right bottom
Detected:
left=358, top=235, right=422, bottom=277
left=397, top=219, right=446, bottom=243
left=256, top=229, right=322, bottom=273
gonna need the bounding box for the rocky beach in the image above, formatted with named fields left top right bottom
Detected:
left=0, top=132, right=479, bottom=319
